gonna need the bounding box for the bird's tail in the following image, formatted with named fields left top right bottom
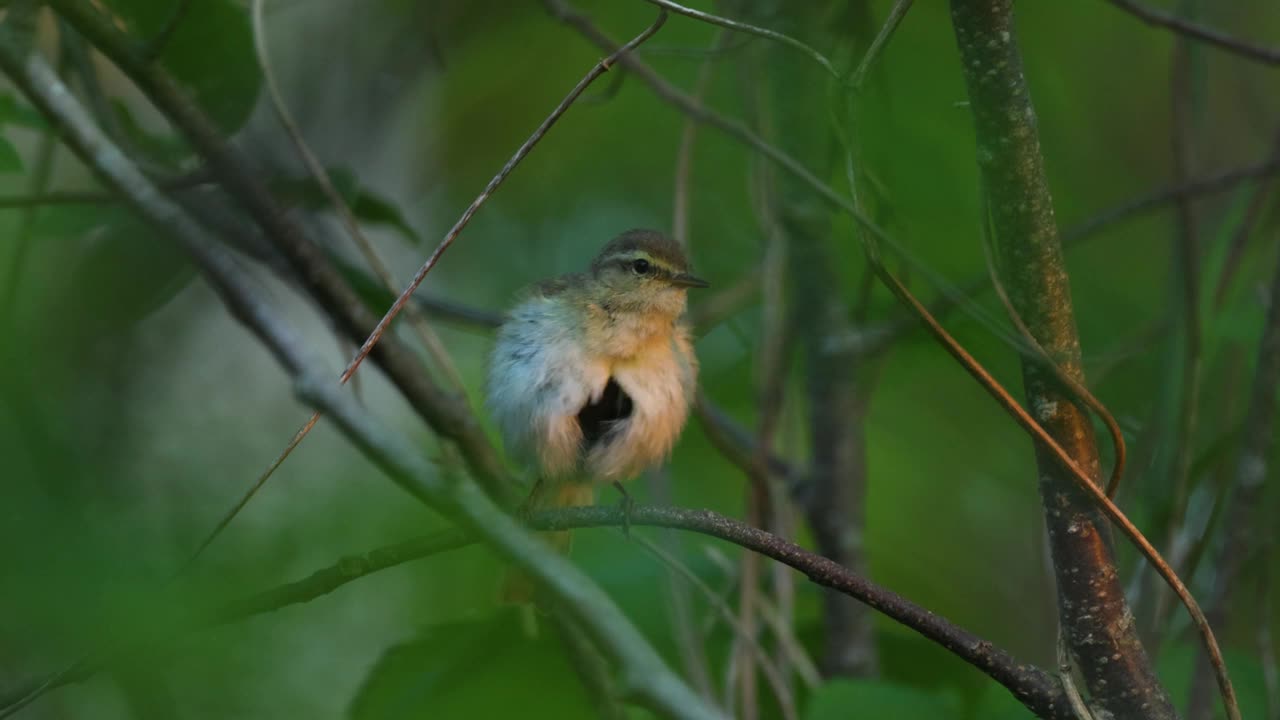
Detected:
left=499, top=480, right=595, bottom=605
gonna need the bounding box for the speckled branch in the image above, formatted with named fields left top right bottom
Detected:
left=950, top=1, right=1176, bottom=717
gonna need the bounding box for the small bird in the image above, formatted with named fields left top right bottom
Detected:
left=486, top=229, right=708, bottom=602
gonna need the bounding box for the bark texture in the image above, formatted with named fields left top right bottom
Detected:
left=950, top=1, right=1177, bottom=717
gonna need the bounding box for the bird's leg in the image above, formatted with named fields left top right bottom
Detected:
left=612, top=481, right=634, bottom=539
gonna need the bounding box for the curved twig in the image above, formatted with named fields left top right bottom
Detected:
left=639, top=0, right=840, bottom=81
left=977, top=189, right=1128, bottom=499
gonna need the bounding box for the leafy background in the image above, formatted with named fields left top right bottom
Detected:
left=1, top=0, right=1278, bottom=718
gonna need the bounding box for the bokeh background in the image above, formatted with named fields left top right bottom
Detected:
left=2, top=0, right=1279, bottom=718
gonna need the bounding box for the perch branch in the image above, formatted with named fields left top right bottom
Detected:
left=3, top=506, right=1075, bottom=720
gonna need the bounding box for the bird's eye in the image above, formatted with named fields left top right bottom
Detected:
left=631, top=258, right=652, bottom=276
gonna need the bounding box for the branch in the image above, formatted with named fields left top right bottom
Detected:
left=5, top=506, right=1075, bottom=720
left=1104, top=0, right=1280, bottom=66
left=951, top=1, right=1225, bottom=718
left=0, top=24, right=721, bottom=720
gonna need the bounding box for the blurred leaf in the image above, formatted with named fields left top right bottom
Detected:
left=804, top=679, right=959, bottom=719
left=0, top=92, right=46, bottom=129
left=102, top=0, right=260, bottom=131
left=350, top=611, right=598, bottom=720
left=0, top=134, right=23, bottom=172
left=55, top=213, right=196, bottom=337
left=273, top=168, right=423, bottom=246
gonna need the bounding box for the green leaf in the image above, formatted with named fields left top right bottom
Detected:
left=0, top=135, right=23, bottom=173
left=102, top=0, right=260, bottom=132
left=350, top=611, right=598, bottom=720
left=804, top=679, right=959, bottom=720
left=272, top=169, right=424, bottom=246
left=53, top=211, right=196, bottom=336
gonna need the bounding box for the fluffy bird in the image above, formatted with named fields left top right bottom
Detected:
left=486, top=229, right=707, bottom=602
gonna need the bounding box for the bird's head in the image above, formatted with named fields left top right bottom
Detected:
left=588, top=229, right=709, bottom=317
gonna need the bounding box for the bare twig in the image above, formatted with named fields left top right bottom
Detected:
left=5, top=505, right=1075, bottom=720
left=0, top=30, right=719, bottom=720
left=249, top=0, right=466, bottom=393
left=1212, top=129, right=1280, bottom=309
left=141, top=0, right=195, bottom=61
left=850, top=0, right=914, bottom=90
left=632, top=535, right=796, bottom=720
left=639, top=0, right=840, bottom=81
left=1104, top=0, right=1280, bottom=66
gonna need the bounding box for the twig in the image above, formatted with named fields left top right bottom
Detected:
left=141, top=0, right=195, bottom=61
left=0, top=30, right=719, bottom=720
left=638, top=0, right=840, bottom=81
left=1104, top=0, right=1280, bottom=66
left=5, top=506, right=1075, bottom=720
left=632, top=534, right=796, bottom=720
left=978, top=187, right=1129, bottom=499
left=672, top=28, right=726, bottom=249
left=249, top=0, right=467, bottom=393
left=1211, top=129, right=1280, bottom=309
left=849, top=0, right=914, bottom=90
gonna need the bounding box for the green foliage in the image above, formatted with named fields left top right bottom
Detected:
left=0, top=134, right=22, bottom=172
left=101, top=0, right=260, bottom=132
left=350, top=612, right=598, bottom=720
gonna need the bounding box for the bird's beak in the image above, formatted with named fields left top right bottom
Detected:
left=670, top=273, right=710, bottom=289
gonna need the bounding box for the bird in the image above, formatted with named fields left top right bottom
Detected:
left=486, top=228, right=708, bottom=602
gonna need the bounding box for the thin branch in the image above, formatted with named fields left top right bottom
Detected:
left=6, top=506, right=1075, bottom=720
left=1104, top=0, right=1280, bottom=66
left=141, top=0, right=196, bottom=61
left=632, top=535, right=797, bottom=720
left=249, top=0, right=467, bottom=394
left=639, top=0, right=840, bottom=81
left=0, top=28, right=719, bottom=720
left=850, top=0, right=914, bottom=90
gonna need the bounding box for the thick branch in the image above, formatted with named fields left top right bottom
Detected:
left=951, top=1, right=1178, bottom=717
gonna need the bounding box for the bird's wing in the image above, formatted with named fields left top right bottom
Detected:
left=486, top=296, right=608, bottom=479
